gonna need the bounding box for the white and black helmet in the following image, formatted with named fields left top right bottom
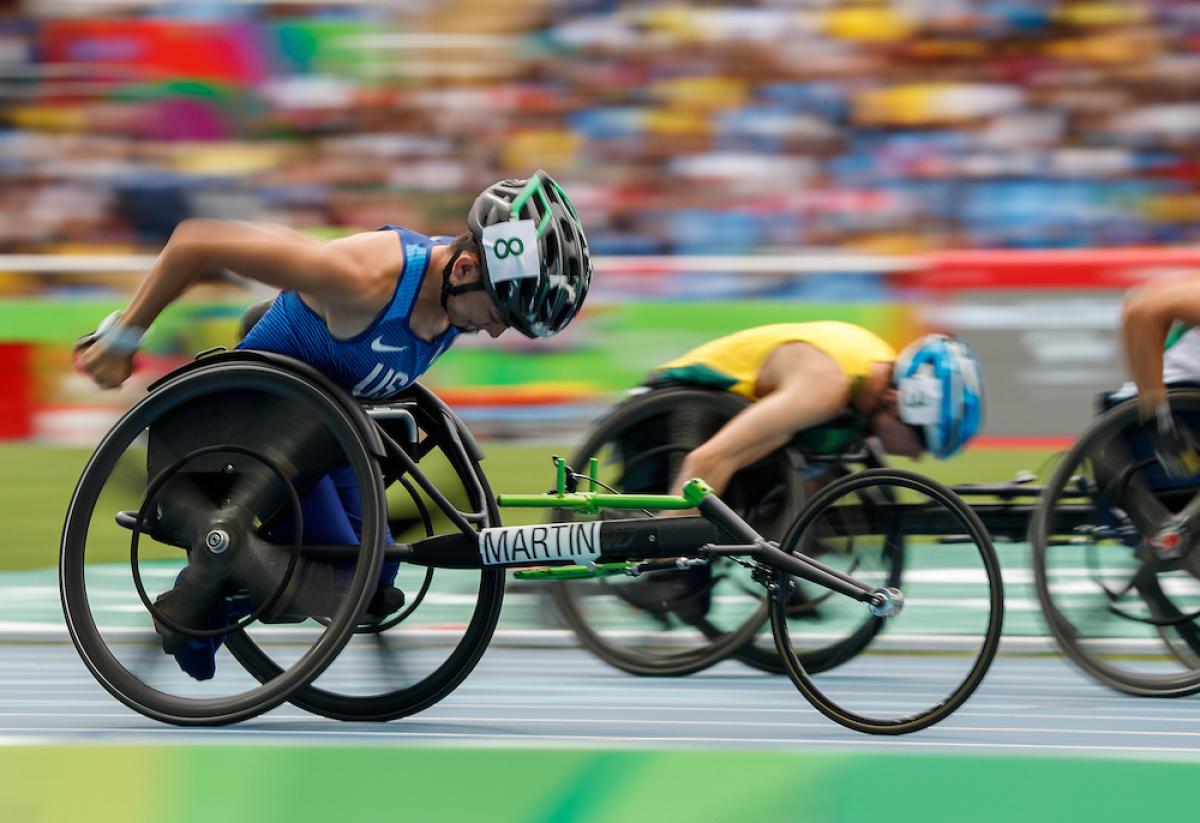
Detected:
left=464, top=170, right=591, bottom=339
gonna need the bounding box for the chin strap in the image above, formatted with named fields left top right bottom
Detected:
left=440, top=248, right=486, bottom=311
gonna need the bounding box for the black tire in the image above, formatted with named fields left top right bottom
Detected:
left=550, top=386, right=895, bottom=677
left=771, top=469, right=1004, bottom=734
left=60, top=361, right=385, bottom=726
left=227, top=385, right=505, bottom=721
left=549, top=388, right=790, bottom=675
left=1031, top=389, right=1200, bottom=697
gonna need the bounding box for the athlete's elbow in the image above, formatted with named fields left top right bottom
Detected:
left=1121, top=285, right=1152, bottom=328
left=1122, top=281, right=1181, bottom=331
left=163, top=218, right=222, bottom=268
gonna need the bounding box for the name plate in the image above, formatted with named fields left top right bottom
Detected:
left=478, top=522, right=603, bottom=567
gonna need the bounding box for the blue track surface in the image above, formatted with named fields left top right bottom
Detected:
left=3, top=643, right=1200, bottom=757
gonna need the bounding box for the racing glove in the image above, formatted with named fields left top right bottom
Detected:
left=1145, top=403, right=1200, bottom=478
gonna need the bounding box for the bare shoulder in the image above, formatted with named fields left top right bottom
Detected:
left=327, top=230, right=407, bottom=278
left=759, top=340, right=849, bottom=395
left=323, top=230, right=408, bottom=307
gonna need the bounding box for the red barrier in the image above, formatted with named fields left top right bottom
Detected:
left=0, top=343, right=32, bottom=440
left=898, top=247, right=1200, bottom=291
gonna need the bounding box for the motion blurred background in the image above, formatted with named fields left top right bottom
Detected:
left=7, top=7, right=1200, bottom=816
left=4, top=0, right=1200, bottom=567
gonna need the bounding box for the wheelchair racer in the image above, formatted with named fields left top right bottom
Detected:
left=621, top=321, right=984, bottom=621
left=75, top=170, right=592, bottom=679
left=653, top=322, right=984, bottom=498
left=1120, top=275, right=1200, bottom=477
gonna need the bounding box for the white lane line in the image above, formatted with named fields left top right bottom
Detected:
left=1, top=726, right=1199, bottom=756
left=435, top=703, right=1200, bottom=723
left=5, top=702, right=1200, bottom=730
left=6, top=712, right=1200, bottom=741
left=9, top=698, right=1198, bottom=722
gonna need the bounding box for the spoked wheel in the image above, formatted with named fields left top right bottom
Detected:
left=60, top=361, right=385, bottom=725
left=1031, top=390, right=1200, bottom=697
left=227, top=385, right=506, bottom=721
left=549, top=388, right=797, bottom=676
left=771, top=469, right=1003, bottom=734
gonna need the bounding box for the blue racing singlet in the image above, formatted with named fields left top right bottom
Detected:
left=237, top=226, right=459, bottom=399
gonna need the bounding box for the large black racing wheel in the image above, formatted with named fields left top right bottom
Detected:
left=550, top=386, right=897, bottom=677
left=60, top=356, right=386, bottom=725
left=1031, top=389, right=1200, bottom=697
left=772, top=469, right=1003, bottom=734
left=227, top=384, right=506, bottom=721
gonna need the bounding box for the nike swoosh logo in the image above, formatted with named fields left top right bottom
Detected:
left=371, top=337, right=407, bottom=353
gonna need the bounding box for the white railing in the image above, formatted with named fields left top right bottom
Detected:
left=0, top=253, right=917, bottom=275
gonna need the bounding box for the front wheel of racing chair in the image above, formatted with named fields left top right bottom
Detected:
left=771, top=469, right=1003, bottom=734
left=60, top=354, right=387, bottom=725
left=1031, top=388, right=1200, bottom=697
left=549, top=385, right=902, bottom=677
left=227, top=382, right=506, bottom=721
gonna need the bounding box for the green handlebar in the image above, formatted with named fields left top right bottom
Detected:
left=498, top=492, right=696, bottom=512
left=502, top=456, right=714, bottom=514
left=498, top=461, right=714, bottom=514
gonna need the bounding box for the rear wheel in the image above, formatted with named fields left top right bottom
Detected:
left=228, top=385, right=505, bottom=721
left=550, top=388, right=791, bottom=675
left=1031, top=390, right=1200, bottom=697
left=60, top=362, right=385, bottom=725
left=550, top=386, right=897, bottom=677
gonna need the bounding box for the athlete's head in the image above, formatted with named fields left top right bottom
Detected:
left=441, top=170, right=591, bottom=339
left=878, top=334, right=984, bottom=459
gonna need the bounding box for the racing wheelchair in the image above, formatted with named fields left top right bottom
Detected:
left=546, top=384, right=903, bottom=677
left=553, top=383, right=1200, bottom=697
left=61, top=351, right=1004, bottom=734
left=1027, top=387, right=1200, bottom=697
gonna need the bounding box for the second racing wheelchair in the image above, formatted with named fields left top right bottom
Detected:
left=546, top=384, right=903, bottom=677
left=554, top=380, right=1200, bottom=698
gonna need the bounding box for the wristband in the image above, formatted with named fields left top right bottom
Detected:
left=1157, top=402, right=1174, bottom=434
left=95, top=311, right=146, bottom=356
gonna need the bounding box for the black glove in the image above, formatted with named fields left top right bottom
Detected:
left=1145, top=404, right=1200, bottom=478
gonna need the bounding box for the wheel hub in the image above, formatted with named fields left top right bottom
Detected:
left=205, top=528, right=231, bottom=555
left=868, top=586, right=904, bottom=618
left=1146, top=524, right=1190, bottom=561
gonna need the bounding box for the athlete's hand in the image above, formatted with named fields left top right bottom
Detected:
left=1145, top=405, right=1200, bottom=478
left=73, top=312, right=142, bottom=390
left=75, top=338, right=134, bottom=390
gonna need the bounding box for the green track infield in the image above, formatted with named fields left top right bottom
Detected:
left=0, top=746, right=1193, bottom=822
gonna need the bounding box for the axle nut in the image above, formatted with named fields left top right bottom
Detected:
left=205, top=529, right=231, bottom=555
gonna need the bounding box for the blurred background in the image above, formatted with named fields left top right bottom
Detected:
left=5, top=0, right=1200, bottom=570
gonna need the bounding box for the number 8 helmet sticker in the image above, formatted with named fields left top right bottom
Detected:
left=482, top=219, right=540, bottom=284
left=494, top=237, right=524, bottom=259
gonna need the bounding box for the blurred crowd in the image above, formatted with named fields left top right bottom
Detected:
left=4, top=0, right=1200, bottom=277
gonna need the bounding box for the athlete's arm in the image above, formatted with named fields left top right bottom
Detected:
left=122, top=219, right=393, bottom=328
left=77, top=219, right=397, bottom=389
left=669, top=343, right=851, bottom=497
left=1121, top=276, right=1200, bottom=417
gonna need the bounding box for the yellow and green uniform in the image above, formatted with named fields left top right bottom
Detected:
left=648, top=321, right=897, bottom=454
left=652, top=321, right=896, bottom=400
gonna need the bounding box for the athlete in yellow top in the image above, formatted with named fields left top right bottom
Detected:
left=648, top=321, right=985, bottom=496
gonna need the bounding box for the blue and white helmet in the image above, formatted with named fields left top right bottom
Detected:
left=893, top=334, right=984, bottom=459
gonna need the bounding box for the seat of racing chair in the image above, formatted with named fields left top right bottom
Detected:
left=238, top=297, right=277, bottom=342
